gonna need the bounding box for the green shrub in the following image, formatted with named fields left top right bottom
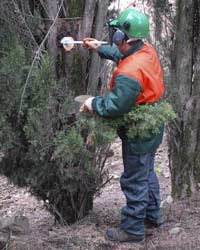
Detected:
left=0, top=39, right=113, bottom=224
left=82, top=101, right=176, bottom=140
left=102, top=101, right=176, bottom=138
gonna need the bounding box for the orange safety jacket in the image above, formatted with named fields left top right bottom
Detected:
left=109, top=43, right=165, bottom=104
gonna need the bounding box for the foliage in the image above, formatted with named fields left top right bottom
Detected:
left=0, top=38, right=112, bottom=224
left=97, top=101, right=176, bottom=139
left=0, top=37, right=27, bottom=150
left=24, top=112, right=112, bottom=223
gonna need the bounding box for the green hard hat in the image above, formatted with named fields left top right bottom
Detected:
left=109, top=9, right=149, bottom=38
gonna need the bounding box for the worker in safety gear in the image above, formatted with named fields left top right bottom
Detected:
left=81, top=8, right=165, bottom=242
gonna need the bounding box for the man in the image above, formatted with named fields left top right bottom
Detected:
left=81, top=8, right=165, bottom=242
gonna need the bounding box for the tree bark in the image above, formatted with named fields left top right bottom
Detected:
left=56, top=0, right=110, bottom=95
left=87, top=0, right=110, bottom=95
left=45, top=0, right=61, bottom=76
left=168, top=0, right=200, bottom=198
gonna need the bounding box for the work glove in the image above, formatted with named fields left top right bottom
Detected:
left=83, top=38, right=100, bottom=51
left=80, top=97, right=95, bottom=113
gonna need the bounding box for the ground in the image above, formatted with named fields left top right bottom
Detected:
left=1, top=135, right=200, bottom=250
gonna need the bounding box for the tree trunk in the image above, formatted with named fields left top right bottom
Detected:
left=168, top=0, right=200, bottom=198
left=87, top=0, right=110, bottom=95
left=48, top=0, right=111, bottom=95
left=45, top=0, right=60, bottom=64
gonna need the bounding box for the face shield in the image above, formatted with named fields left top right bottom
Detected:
left=108, top=19, right=129, bottom=46
left=108, top=25, right=117, bottom=45
left=108, top=19, right=119, bottom=45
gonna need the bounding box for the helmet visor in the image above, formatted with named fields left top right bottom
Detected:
left=109, top=19, right=120, bottom=27
left=108, top=19, right=120, bottom=45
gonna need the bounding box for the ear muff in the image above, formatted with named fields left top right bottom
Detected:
left=123, top=21, right=131, bottom=31
left=112, top=29, right=126, bottom=45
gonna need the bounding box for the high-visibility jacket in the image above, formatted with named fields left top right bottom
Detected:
left=109, top=43, right=165, bottom=104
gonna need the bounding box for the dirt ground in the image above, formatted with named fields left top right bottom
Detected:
left=1, top=135, right=200, bottom=250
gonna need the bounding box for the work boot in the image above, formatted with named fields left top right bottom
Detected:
left=105, top=228, right=145, bottom=242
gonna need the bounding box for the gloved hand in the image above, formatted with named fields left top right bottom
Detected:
left=83, top=38, right=100, bottom=51
left=80, top=97, right=95, bottom=113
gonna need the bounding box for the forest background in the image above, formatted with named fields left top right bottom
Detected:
left=0, top=0, right=200, bottom=249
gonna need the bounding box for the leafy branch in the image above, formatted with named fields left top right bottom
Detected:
left=18, top=0, right=65, bottom=121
